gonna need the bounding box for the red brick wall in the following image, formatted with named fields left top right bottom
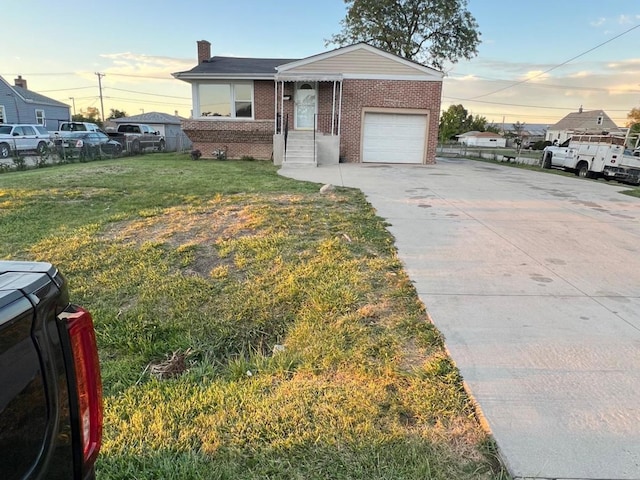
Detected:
left=182, top=79, right=442, bottom=163
left=254, top=80, right=276, bottom=120
left=339, top=79, right=442, bottom=164
left=182, top=118, right=273, bottom=160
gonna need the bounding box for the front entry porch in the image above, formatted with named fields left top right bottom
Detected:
left=272, top=75, right=343, bottom=167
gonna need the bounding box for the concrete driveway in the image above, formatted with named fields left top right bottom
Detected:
left=280, top=158, right=640, bottom=480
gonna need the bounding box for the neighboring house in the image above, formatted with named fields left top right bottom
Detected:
left=0, top=75, right=70, bottom=130
left=457, top=131, right=506, bottom=148
left=546, top=108, right=622, bottom=144
left=491, top=123, right=548, bottom=147
left=107, top=112, right=192, bottom=152
left=173, top=41, right=444, bottom=165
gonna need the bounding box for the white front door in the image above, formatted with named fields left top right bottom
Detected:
left=294, top=83, right=316, bottom=130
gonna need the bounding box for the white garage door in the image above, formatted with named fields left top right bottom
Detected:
left=362, top=113, right=427, bottom=164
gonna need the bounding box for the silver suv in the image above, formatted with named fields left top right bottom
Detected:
left=0, top=124, right=52, bottom=158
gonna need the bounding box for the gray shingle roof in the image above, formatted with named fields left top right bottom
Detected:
left=549, top=110, right=619, bottom=131
left=176, top=56, right=300, bottom=77
left=12, top=85, right=69, bottom=108
left=111, top=111, right=185, bottom=125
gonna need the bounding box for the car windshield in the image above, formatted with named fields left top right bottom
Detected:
left=0, top=126, right=12, bottom=134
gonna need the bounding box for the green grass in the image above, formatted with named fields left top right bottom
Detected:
left=0, top=153, right=508, bottom=479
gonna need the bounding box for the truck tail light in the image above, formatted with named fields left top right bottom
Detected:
left=65, top=307, right=103, bottom=469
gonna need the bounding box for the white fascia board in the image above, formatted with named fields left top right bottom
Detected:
left=275, top=73, right=344, bottom=82
left=343, top=73, right=442, bottom=81
left=173, top=73, right=275, bottom=81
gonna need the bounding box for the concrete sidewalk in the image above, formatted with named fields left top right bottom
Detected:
left=280, top=159, right=640, bottom=480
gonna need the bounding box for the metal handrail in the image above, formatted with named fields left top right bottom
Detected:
left=283, top=114, right=289, bottom=162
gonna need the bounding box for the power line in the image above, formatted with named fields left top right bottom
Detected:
left=447, top=72, right=640, bottom=94
left=103, top=96, right=190, bottom=107
left=2, top=72, right=78, bottom=76
left=106, top=87, right=190, bottom=99
left=443, top=96, right=637, bottom=112
left=107, top=73, right=174, bottom=80
left=38, top=86, right=96, bottom=93
left=465, top=23, right=640, bottom=100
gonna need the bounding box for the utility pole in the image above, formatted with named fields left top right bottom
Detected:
left=95, top=72, right=105, bottom=122
left=68, top=97, right=76, bottom=116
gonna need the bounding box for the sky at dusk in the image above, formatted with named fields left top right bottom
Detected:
left=2, top=0, right=639, bottom=126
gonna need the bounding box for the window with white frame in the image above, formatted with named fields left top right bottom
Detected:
left=0, top=105, right=5, bottom=123
left=36, top=109, right=45, bottom=125
left=198, top=82, right=253, bottom=118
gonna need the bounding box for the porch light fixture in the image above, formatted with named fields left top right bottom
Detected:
left=283, top=95, right=291, bottom=101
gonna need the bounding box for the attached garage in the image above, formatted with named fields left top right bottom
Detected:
left=362, top=112, right=428, bottom=164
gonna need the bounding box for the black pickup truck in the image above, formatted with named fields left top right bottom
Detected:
left=0, top=261, right=102, bottom=479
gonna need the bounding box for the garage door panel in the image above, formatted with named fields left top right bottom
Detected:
left=363, top=113, right=427, bottom=164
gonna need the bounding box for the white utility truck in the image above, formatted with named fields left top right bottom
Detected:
left=541, top=133, right=640, bottom=184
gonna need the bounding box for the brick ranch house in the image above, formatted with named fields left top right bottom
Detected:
left=173, top=41, right=443, bottom=165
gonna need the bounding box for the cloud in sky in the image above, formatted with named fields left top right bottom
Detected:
left=99, top=52, right=194, bottom=81
left=442, top=56, right=640, bottom=124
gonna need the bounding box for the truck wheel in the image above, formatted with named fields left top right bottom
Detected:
left=36, top=141, right=48, bottom=155
left=158, top=140, right=165, bottom=152
left=542, top=152, right=552, bottom=169
left=0, top=143, right=9, bottom=158
left=577, top=162, right=590, bottom=178
left=131, top=140, right=141, bottom=155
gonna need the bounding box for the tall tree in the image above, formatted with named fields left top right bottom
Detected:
left=627, top=107, right=640, bottom=134
left=511, top=122, right=525, bottom=153
left=439, top=104, right=468, bottom=142
left=439, top=104, right=489, bottom=141
left=72, top=107, right=102, bottom=127
left=328, top=0, right=481, bottom=69
left=468, top=114, right=488, bottom=132
left=108, top=108, right=128, bottom=119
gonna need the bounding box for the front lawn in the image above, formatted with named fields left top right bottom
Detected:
left=0, top=154, right=508, bottom=479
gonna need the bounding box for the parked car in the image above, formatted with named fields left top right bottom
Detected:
left=0, top=261, right=102, bottom=480
left=108, top=123, right=165, bottom=153
left=55, top=131, right=123, bottom=160
left=0, top=124, right=52, bottom=158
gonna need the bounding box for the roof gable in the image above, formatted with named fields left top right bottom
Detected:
left=549, top=110, right=619, bottom=131
left=173, top=43, right=443, bottom=82
left=277, top=43, right=443, bottom=80
left=0, top=76, right=68, bottom=108
left=12, top=85, right=69, bottom=108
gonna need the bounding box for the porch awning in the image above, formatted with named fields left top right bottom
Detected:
left=274, top=73, right=343, bottom=82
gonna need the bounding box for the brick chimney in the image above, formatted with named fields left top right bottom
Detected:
left=14, top=75, right=27, bottom=89
left=197, top=40, right=211, bottom=64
